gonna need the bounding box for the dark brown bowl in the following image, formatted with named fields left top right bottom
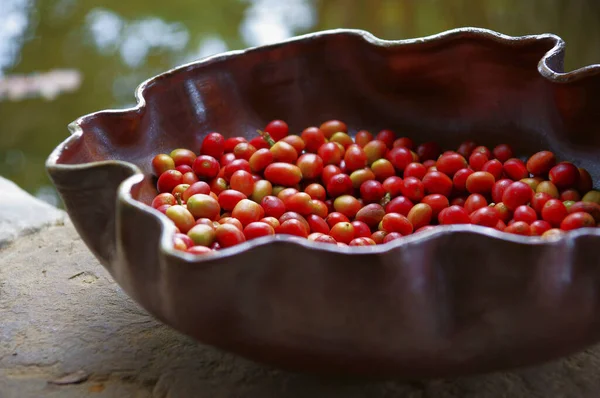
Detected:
left=46, top=28, right=600, bottom=379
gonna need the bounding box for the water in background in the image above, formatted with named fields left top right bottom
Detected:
left=1, top=0, right=599, bottom=206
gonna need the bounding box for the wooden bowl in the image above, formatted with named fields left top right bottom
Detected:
left=46, top=28, right=600, bottom=378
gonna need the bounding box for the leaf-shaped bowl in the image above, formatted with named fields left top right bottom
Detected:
left=46, top=28, right=600, bottom=378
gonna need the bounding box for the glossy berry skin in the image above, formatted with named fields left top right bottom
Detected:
left=349, top=168, right=376, bottom=189
left=404, top=162, right=427, bottom=180
left=360, top=180, right=385, bottom=203
left=249, top=136, right=269, bottom=150
left=502, top=182, right=534, bottom=211
left=549, top=162, right=580, bottom=190
left=152, top=154, right=175, bottom=176
left=270, top=141, right=298, bottom=163
left=465, top=171, right=495, bottom=194
left=282, top=135, right=305, bottom=153
left=504, top=221, right=531, bottom=236
left=382, top=176, right=404, bottom=198
left=330, top=222, right=355, bottom=244
left=491, top=179, right=513, bottom=204
left=229, top=170, right=255, bottom=196
left=371, top=159, right=396, bottom=181
left=370, top=231, right=387, bottom=244
left=176, top=164, right=193, bottom=174
left=530, top=220, right=552, bottom=236
left=355, top=204, right=385, bottom=228
left=382, top=232, right=403, bottom=244
left=318, top=142, right=343, bottom=165
left=422, top=171, right=453, bottom=197
left=344, top=145, right=368, bottom=172
left=560, top=212, right=596, bottom=230
left=470, top=207, right=500, bottom=228
left=330, top=132, right=353, bottom=149
left=526, top=151, right=556, bottom=176
left=300, top=127, right=325, bottom=153
left=215, top=223, right=246, bottom=248
left=351, top=220, right=371, bottom=238
left=306, top=214, right=330, bottom=234
left=296, top=153, right=324, bottom=180
left=223, top=159, right=251, bottom=181
left=286, top=192, right=314, bottom=216
left=541, top=199, right=569, bottom=227
left=492, top=144, right=513, bottom=163
left=320, top=119, right=347, bottom=139
left=218, top=190, right=247, bottom=211
left=560, top=189, right=581, bottom=202
left=364, top=140, right=388, bottom=165
left=305, top=183, right=327, bottom=201
left=376, top=129, right=396, bottom=148
left=232, top=199, right=265, bottom=226
left=438, top=205, right=471, bottom=225
left=200, top=132, right=225, bottom=158
left=187, top=224, right=216, bottom=247
left=249, top=148, right=274, bottom=172
left=265, top=119, right=289, bottom=141
left=349, top=237, right=377, bottom=246
left=452, top=168, right=474, bottom=192
left=464, top=194, right=488, bottom=214
left=354, top=130, right=373, bottom=147
left=536, top=181, right=559, bottom=198
left=322, top=165, right=343, bottom=185
left=568, top=201, right=600, bottom=223
left=380, top=213, right=413, bottom=235
left=503, top=158, right=528, bottom=181
left=481, top=159, right=503, bottom=180
left=436, top=152, right=467, bottom=177
left=325, top=212, right=350, bottom=228
left=468, top=151, right=488, bottom=171
left=264, top=163, right=303, bottom=186
left=386, top=146, right=413, bottom=172
left=152, top=193, right=176, bottom=209
left=170, top=148, right=196, bottom=168
left=385, top=196, right=414, bottom=216
left=157, top=170, right=183, bottom=194
left=243, top=222, right=275, bottom=240
left=165, top=205, right=195, bottom=233
left=326, top=174, right=354, bottom=198
left=187, top=194, right=221, bottom=220
left=513, top=205, right=537, bottom=224
left=421, top=194, right=449, bottom=218
left=407, top=203, right=433, bottom=230
left=400, top=177, right=425, bottom=202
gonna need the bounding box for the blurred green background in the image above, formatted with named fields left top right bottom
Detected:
left=1, top=0, right=600, bottom=207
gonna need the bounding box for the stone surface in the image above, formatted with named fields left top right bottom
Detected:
left=2, top=221, right=600, bottom=397
left=0, top=177, right=66, bottom=248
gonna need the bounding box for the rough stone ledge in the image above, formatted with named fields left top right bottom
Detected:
left=2, top=221, right=600, bottom=398
left=0, top=177, right=66, bottom=248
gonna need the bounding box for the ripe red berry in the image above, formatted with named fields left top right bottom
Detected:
left=438, top=205, right=471, bottom=225
left=549, top=162, right=580, bottom=190
left=502, top=181, right=534, bottom=211
left=201, top=132, right=225, bottom=158
left=436, top=152, right=468, bottom=177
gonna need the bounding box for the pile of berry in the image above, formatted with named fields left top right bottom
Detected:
left=149, top=120, right=600, bottom=255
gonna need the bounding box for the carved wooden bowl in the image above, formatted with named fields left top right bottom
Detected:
left=46, top=28, right=600, bottom=378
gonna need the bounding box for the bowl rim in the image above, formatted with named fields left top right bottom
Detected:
left=46, top=27, right=600, bottom=262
